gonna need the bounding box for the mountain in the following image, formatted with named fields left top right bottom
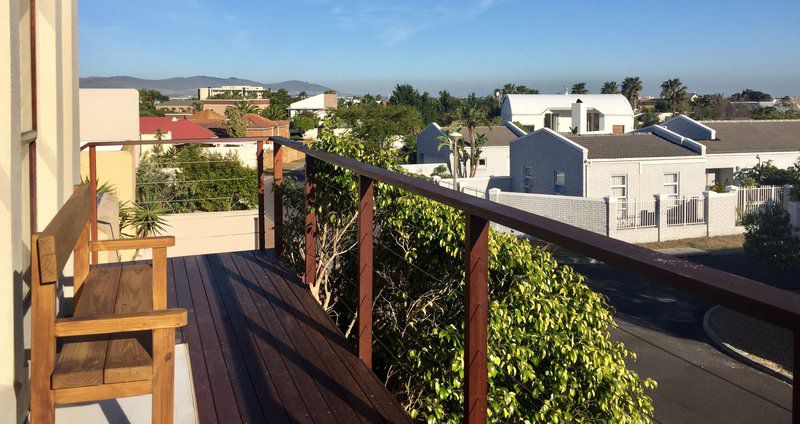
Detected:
left=79, top=75, right=336, bottom=97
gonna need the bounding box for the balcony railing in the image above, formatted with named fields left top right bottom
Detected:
left=81, top=136, right=800, bottom=423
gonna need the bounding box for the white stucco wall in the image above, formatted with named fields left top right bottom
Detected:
left=79, top=88, right=139, bottom=143
left=585, top=158, right=708, bottom=200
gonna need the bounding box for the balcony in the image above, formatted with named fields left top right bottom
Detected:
left=64, top=136, right=800, bottom=423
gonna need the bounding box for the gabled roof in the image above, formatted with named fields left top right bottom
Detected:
left=565, top=132, right=700, bottom=159
left=697, top=120, right=800, bottom=154
left=503, top=94, right=634, bottom=116
left=456, top=125, right=519, bottom=147
left=140, top=117, right=216, bottom=139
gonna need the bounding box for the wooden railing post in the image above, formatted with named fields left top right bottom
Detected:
left=305, top=155, right=317, bottom=287
left=464, top=213, right=489, bottom=424
left=257, top=140, right=265, bottom=251
left=273, top=141, right=284, bottom=257
left=358, top=175, right=374, bottom=368
left=89, top=145, right=98, bottom=264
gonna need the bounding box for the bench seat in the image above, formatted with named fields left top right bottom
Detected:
left=52, top=263, right=154, bottom=389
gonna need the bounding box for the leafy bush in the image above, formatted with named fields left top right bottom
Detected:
left=742, top=202, right=800, bottom=272
left=279, top=121, right=655, bottom=422
left=136, top=144, right=257, bottom=213
left=293, top=113, right=318, bottom=133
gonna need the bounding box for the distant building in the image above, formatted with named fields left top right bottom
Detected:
left=289, top=93, right=337, bottom=119
left=156, top=99, right=198, bottom=114
left=140, top=116, right=217, bottom=141
left=500, top=94, right=634, bottom=134
left=416, top=122, right=526, bottom=177
left=201, top=98, right=271, bottom=115
left=198, top=85, right=270, bottom=100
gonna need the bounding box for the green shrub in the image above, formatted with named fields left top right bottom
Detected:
left=742, top=202, right=800, bottom=272
left=279, top=121, right=655, bottom=422
left=293, top=114, right=318, bottom=133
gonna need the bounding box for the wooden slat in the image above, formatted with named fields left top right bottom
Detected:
left=54, top=380, right=152, bottom=404
left=55, top=309, right=187, bottom=336
left=52, top=266, right=121, bottom=389
left=105, top=264, right=154, bottom=384
left=172, top=257, right=220, bottom=424
left=38, top=183, right=92, bottom=283
left=152, top=327, right=176, bottom=424
left=183, top=255, right=236, bottom=424
left=73, top=223, right=90, bottom=299
left=257, top=250, right=412, bottom=423
left=90, top=236, right=175, bottom=252
left=30, top=233, right=56, bottom=423
left=153, top=247, right=168, bottom=310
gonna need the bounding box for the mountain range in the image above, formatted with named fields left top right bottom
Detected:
left=79, top=75, right=336, bottom=98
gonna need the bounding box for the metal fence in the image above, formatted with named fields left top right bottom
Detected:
left=615, top=199, right=658, bottom=230
left=666, top=196, right=706, bottom=226
left=737, top=185, right=784, bottom=217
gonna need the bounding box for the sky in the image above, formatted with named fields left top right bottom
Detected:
left=79, top=0, right=800, bottom=97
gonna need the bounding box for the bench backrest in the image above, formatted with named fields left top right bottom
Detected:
left=34, top=183, right=92, bottom=285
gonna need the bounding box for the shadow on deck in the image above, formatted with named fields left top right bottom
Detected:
left=166, top=249, right=411, bottom=424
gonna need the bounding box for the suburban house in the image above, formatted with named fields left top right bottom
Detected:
left=509, top=126, right=706, bottom=199
left=140, top=116, right=217, bottom=141
left=661, top=115, right=800, bottom=186
left=416, top=121, right=527, bottom=177
left=201, top=98, right=271, bottom=114
left=197, top=85, right=269, bottom=100
left=289, top=93, right=337, bottom=118
left=500, top=94, right=634, bottom=134
left=155, top=99, right=198, bottom=114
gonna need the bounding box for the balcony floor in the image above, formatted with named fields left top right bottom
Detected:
left=167, top=249, right=411, bottom=424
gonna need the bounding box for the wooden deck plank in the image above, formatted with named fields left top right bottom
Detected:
left=182, top=255, right=240, bottom=424
left=166, top=259, right=182, bottom=343
left=240, top=251, right=385, bottom=424
left=204, top=253, right=289, bottom=423
left=215, top=252, right=316, bottom=424
left=171, top=257, right=218, bottom=424
left=229, top=251, right=354, bottom=424
left=259, top=250, right=413, bottom=423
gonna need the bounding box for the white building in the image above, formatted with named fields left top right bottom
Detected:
left=500, top=94, right=634, bottom=135
left=289, top=93, right=338, bottom=119
left=197, top=85, right=269, bottom=100
left=416, top=122, right=526, bottom=177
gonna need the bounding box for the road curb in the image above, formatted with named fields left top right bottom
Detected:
left=703, top=305, right=792, bottom=383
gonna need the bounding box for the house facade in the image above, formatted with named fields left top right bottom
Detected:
left=416, top=122, right=526, bottom=177
left=201, top=98, right=271, bottom=115
left=509, top=127, right=707, bottom=200
left=197, top=85, right=269, bottom=100
left=289, top=93, right=337, bottom=119
left=500, top=94, right=634, bottom=135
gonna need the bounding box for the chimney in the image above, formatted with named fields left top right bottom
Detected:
left=571, top=99, right=586, bottom=134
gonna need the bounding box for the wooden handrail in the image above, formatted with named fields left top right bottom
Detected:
left=54, top=309, right=188, bottom=337
left=90, top=236, right=176, bottom=251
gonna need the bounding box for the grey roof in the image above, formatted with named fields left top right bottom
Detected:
left=698, top=120, right=800, bottom=154
left=457, top=125, right=518, bottom=147
left=566, top=133, right=700, bottom=159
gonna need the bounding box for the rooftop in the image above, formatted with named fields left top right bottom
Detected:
left=698, top=120, right=800, bottom=154
left=566, top=132, right=701, bottom=159
left=140, top=117, right=217, bottom=139
left=457, top=125, right=519, bottom=147
left=502, top=93, right=634, bottom=116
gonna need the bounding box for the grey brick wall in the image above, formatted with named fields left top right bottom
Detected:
left=489, top=189, right=608, bottom=235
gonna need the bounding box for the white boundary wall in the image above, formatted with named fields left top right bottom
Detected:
left=162, top=210, right=267, bottom=257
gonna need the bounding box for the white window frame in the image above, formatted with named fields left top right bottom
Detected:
left=664, top=172, right=680, bottom=200
left=611, top=174, right=628, bottom=200
left=477, top=157, right=487, bottom=168
left=523, top=165, right=533, bottom=176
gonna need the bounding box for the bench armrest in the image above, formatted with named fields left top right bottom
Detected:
left=90, top=236, right=175, bottom=252
left=54, top=308, right=187, bottom=337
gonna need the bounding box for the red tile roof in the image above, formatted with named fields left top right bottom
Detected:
left=140, top=117, right=216, bottom=140
left=245, top=113, right=285, bottom=129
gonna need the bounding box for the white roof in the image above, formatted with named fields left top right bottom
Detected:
left=290, top=93, right=328, bottom=110
left=503, top=94, right=634, bottom=116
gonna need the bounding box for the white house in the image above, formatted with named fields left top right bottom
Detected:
left=416, top=122, right=526, bottom=177
left=661, top=115, right=800, bottom=186
left=500, top=94, right=634, bottom=135
left=289, top=93, right=338, bottom=119
left=509, top=127, right=707, bottom=200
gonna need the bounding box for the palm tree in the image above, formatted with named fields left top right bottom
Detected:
left=660, top=78, right=688, bottom=114
left=261, top=103, right=288, bottom=120
left=457, top=93, right=488, bottom=177
left=601, top=81, right=620, bottom=94
left=154, top=128, right=165, bottom=141
left=233, top=100, right=259, bottom=115
left=570, top=82, right=589, bottom=94
left=621, top=77, right=643, bottom=110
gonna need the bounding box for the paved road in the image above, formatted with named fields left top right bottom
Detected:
left=572, top=255, right=792, bottom=423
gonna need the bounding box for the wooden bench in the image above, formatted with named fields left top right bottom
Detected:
left=30, top=184, right=187, bottom=424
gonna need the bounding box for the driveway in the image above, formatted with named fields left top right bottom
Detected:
left=572, top=254, right=793, bottom=423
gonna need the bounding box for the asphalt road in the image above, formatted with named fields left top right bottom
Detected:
left=573, top=254, right=792, bottom=423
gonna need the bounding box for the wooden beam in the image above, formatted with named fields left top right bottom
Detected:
left=464, top=213, right=488, bottom=424
left=257, top=140, right=266, bottom=251
left=54, top=309, right=188, bottom=336
left=358, top=176, right=374, bottom=369
left=273, top=142, right=284, bottom=257
left=29, top=233, right=56, bottom=423
left=89, top=236, right=175, bottom=252
left=152, top=328, right=176, bottom=424
left=54, top=381, right=152, bottom=405
left=37, top=184, right=92, bottom=284
left=152, top=247, right=168, bottom=310
left=89, top=145, right=98, bottom=264
left=305, top=155, right=317, bottom=287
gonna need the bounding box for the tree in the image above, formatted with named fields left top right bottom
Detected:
left=138, top=89, right=169, bottom=117
left=660, top=78, right=688, bottom=114
left=570, top=82, right=589, bottom=94
left=742, top=202, right=800, bottom=272
left=293, top=113, right=318, bottom=134
left=298, top=90, right=308, bottom=99
left=498, top=83, right=539, bottom=95
left=277, top=123, right=656, bottom=422
left=691, top=94, right=727, bottom=120
left=601, top=81, right=620, bottom=94
left=390, top=83, right=423, bottom=108
left=334, top=102, right=422, bottom=157
left=621, top=77, right=643, bottom=110
left=638, top=108, right=661, bottom=127
left=233, top=100, right=259, bottom=115
left=261, top=103, right=288, bottom=120
left=224, top=106, right=250, bottom=138
left=730, top=89, right=772, bottom=102
left=153, top=128, right=165, bottom=141
left=456, top=93, right=488, bottom=177
left=267, top=88, right=293, bottom=109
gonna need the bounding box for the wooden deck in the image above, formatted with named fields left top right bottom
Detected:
left=165, top=249, right=412, bottom=423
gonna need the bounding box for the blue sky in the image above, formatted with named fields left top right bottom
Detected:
left=79, top=0, right=800, bottom=96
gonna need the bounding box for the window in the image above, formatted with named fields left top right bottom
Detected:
left=522, top=176, right=533, bottom=193
left=664, top=173, right=679, bottom=199
left=523, top=165, right=533, bottom=176
left=552, top=171, right=566, bottom=194
left=478, top=158, right=487, bottom=168
left=611, top=175, right=627, bottom=200
left=587, top=113, right=600, bottom=132
left=544, top=113, right=558, bottom=130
